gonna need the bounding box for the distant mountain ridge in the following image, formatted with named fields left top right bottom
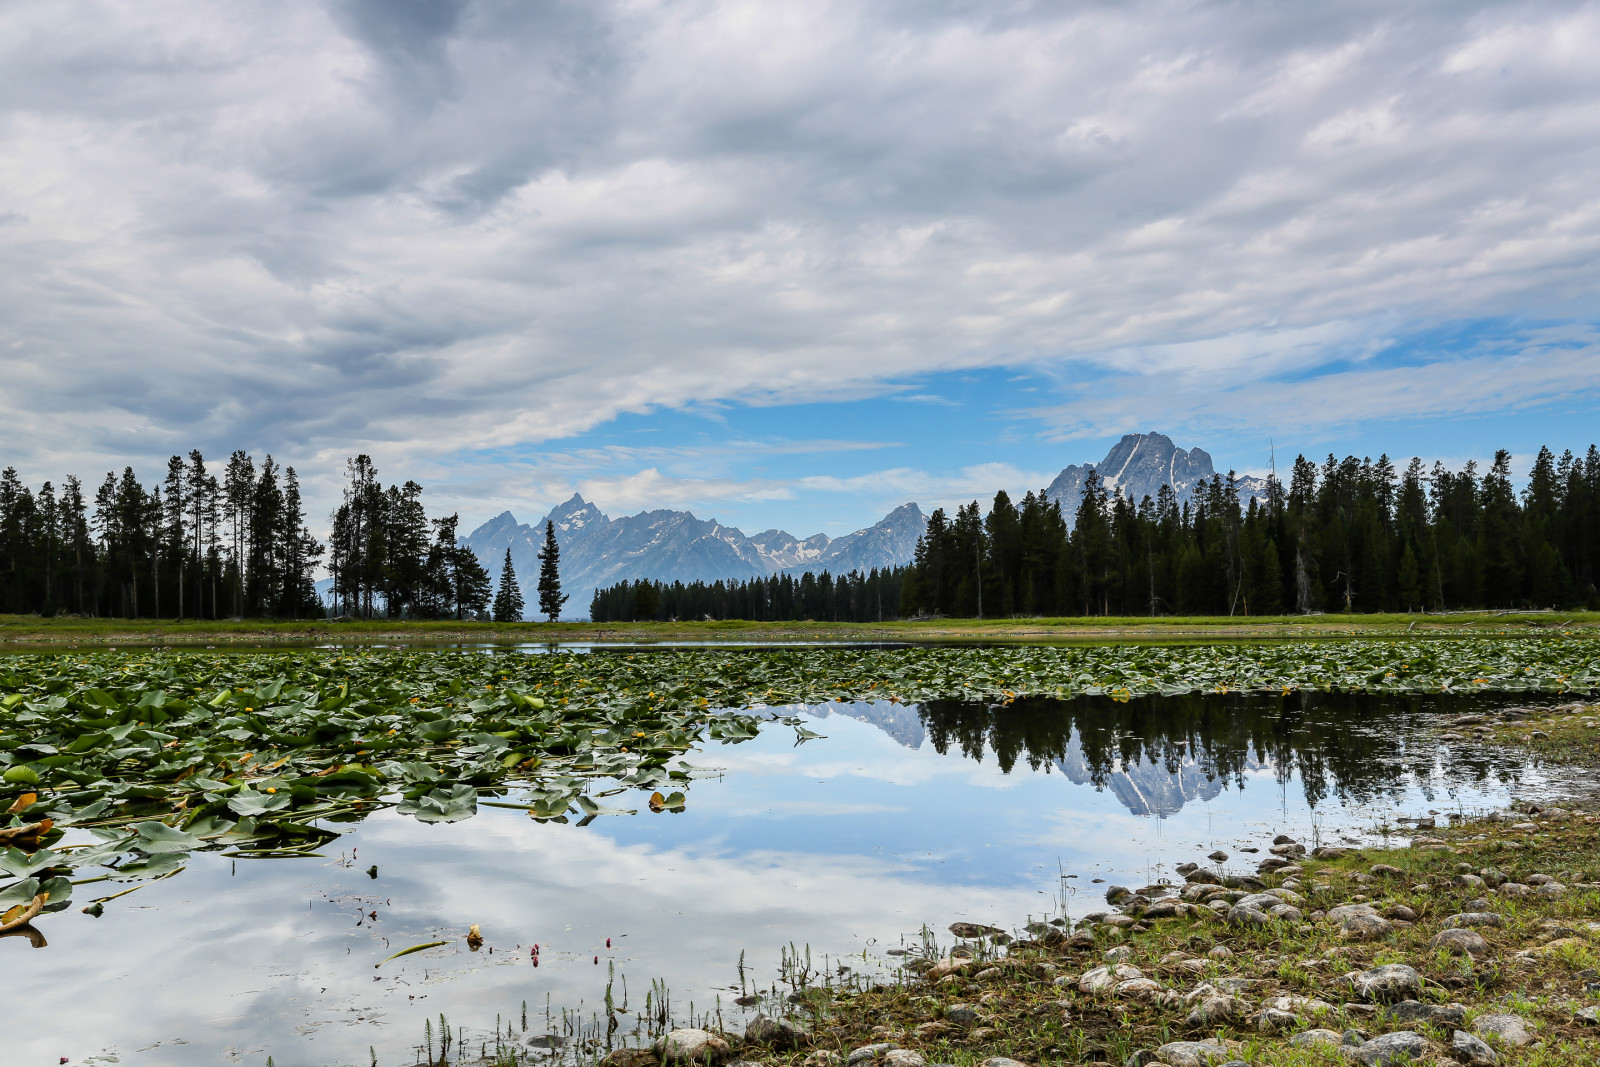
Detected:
left=463, top=496, right=926, bottom=620
left=1046, top=432, right=1270, bottom=519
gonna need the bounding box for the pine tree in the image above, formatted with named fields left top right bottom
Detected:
left=536, top=520, right=569, bottom=621
left=493, top=548, right=525, bottom=622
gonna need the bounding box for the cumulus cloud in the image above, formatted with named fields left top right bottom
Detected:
left=3, top=0, right=1599, bottom=521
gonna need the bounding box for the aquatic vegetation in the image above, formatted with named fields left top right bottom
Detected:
left=0, top=639, right=1595, bottom=919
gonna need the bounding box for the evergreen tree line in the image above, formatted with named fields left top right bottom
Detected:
left=0, top=450, right=323, bottom=618
left=902, top=444, right=1600, bottom=617
left=590, top=567, right=908, bottom=623
left=325, top=455, right=495, bottom=620
left=0, top=450, right=578, bottom=621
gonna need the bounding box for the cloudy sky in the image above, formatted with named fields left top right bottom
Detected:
left=4, top=0, right=1599, bottom=538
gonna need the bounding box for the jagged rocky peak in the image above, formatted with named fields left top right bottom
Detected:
left=1047, top=432, right=1270, bottom=519
left=547, top=493, right=605, bottom=531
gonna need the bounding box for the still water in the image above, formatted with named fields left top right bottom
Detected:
left=8, top=693, right=1561, bottom=1066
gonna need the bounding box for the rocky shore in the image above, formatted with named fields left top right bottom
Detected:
left=603, top=703, right=1600, bottom=1067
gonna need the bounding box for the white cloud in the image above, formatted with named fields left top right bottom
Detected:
left=3, top=0, right=1600, bottom=522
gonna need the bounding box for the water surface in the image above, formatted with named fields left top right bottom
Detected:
left=10, top=693, right=1559, bottom=1067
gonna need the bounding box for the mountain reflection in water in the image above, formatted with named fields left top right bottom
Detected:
left=810, top=692, right=1539, bottom=818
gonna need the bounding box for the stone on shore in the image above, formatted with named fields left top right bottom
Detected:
left=654, top=1030, right=732, bottom=1065
left=1473, top=1014, right=1534, bottom=1047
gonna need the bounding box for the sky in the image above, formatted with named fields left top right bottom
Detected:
left=3, top=0, right=1599, bottom=539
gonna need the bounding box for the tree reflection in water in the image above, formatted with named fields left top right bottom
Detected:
left=910, top=692, right=1543, bottom=817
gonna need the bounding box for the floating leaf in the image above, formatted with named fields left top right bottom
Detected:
left=397, top=785, right=478, bottom=824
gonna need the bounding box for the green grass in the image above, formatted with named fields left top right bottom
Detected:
left=3, top=610, right=1598, bottom=650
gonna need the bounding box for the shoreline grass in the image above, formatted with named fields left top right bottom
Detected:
left=3, top=611, right=1598, bottom=650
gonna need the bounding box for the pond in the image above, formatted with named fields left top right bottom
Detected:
left=8, top=690, right=1565, bottom=1067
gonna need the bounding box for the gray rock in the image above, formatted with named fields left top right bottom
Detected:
left=1185, top=995, right=1246, bottom=1028
left=802, top=1053, right=842, bottom=1067
left=1153, top=1041, right=1234, bottom=1067
left=1105, top=945, right=1134, bottom=962
left=1349, top=1031, right=1433, bottom=1066
left=1479, top=868, right=1508, bottom=887
left=1496, top=882, right=1532, bottom=898
left=1473, top=1014, right=1534, bottom=1047
left=745, top=1015, right=807, bottom=1049
left=944, top=1005, right=982, bottom=1027
left=1105, top=886, right=1135, bottom=904
left=1212, top=976, right=1257, bottom=995
left=1113, top=977, right=1164, bottom=1001
left=1251, top=1007, right=1299, bottom=1033
left=1451, top=1030, right=1498, bottom=1066
left=1226, top=904, right=1272, bottom=927
left=846, top=1044, right=895, bottom=1066
left=882, top=1052, right=924, bottom=1067
left=1269, top=903, right=1305, bottom=922
left=1339, top=913, right=1394, bottom=940
left=1387, top=1000, right=1467, bottom=1027
left=1576, top=1006, right=1600, bottom=1025
left=1326, top=903, right=1381, bottom=922
left=1078, top=964, right=1143, bottom=993
left=1350, top=963, right=1423, bottom=1001
left=980, top=1059, right=1027, bottom=1067
left=1430, top=928, right=1491, bottom=956
left=1208, top=850, right=1228, bottom=862
left=601, top=1051, right=658, bottom=1067
left=1290, top=1029, right=1343, bottom=1048
left=1441, top=912, right=1504, bottom=928
left=655, top=1030, right=732, bottom=1065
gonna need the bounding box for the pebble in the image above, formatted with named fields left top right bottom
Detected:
left=1206, top=946, right=1232, bottom=960
left=1348, top=1031, right=1433, bottom=1066
left=655, top=1030, right=732, bottom=1065
left=943, top=1005, right=981, bottom=1027
left=745, top=1014, right=808, bottom=1049
left=1451, top=1030, right=1498, bottom=1066
left=1184, top=995, right=1246, bottom=1027
left=1473, top=1013, right=1534, bottom=1047
left=1153, top=1041, right=1234, bottom=1067
left=1338, top=913, right=1393, bottom=940
left=1387, top=1000, right=1467, bottom=1027
left=1348, top=963, right=1422, bottom=1001
left=1078, top=964, right=1143, bottom=993
left=1293, top=1028, right=1344, bottom=1048
left=881, top=1052, right=923, bottom=1067
left=1430, top=928, right=1491, bottom=956
left=803, top=1053, right=842, bottom=1067
left=846, top=1044, right=895, bottom=1066
left=1251, top=1007, right=1298, bottom=1033
left=1441, top=911, right=1504, bottom=928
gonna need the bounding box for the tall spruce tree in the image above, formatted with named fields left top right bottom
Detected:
left=536, top=520, right=568, bottom=621
left=493, top=548, right=525, bottom=622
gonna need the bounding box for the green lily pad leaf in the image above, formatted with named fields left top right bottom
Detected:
left=37, top=874, right=74, bottom=912
left=0, top=877, right=42, bottom=910
left=397, top=785, right=477, bottom=823
left=227, top=790, right=293, bottom=817
left=0, top=847, right=63, bottom=878
left=133, top=822, right=205, bottom=853
left=573, top=794, right=636, bottom=817
left=107, top=851, right=186, bottom=881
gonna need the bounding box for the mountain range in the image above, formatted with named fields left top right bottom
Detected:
left=463, top=431, right=1270, bottom=619
left=463, top=496, right=927, bottom=619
